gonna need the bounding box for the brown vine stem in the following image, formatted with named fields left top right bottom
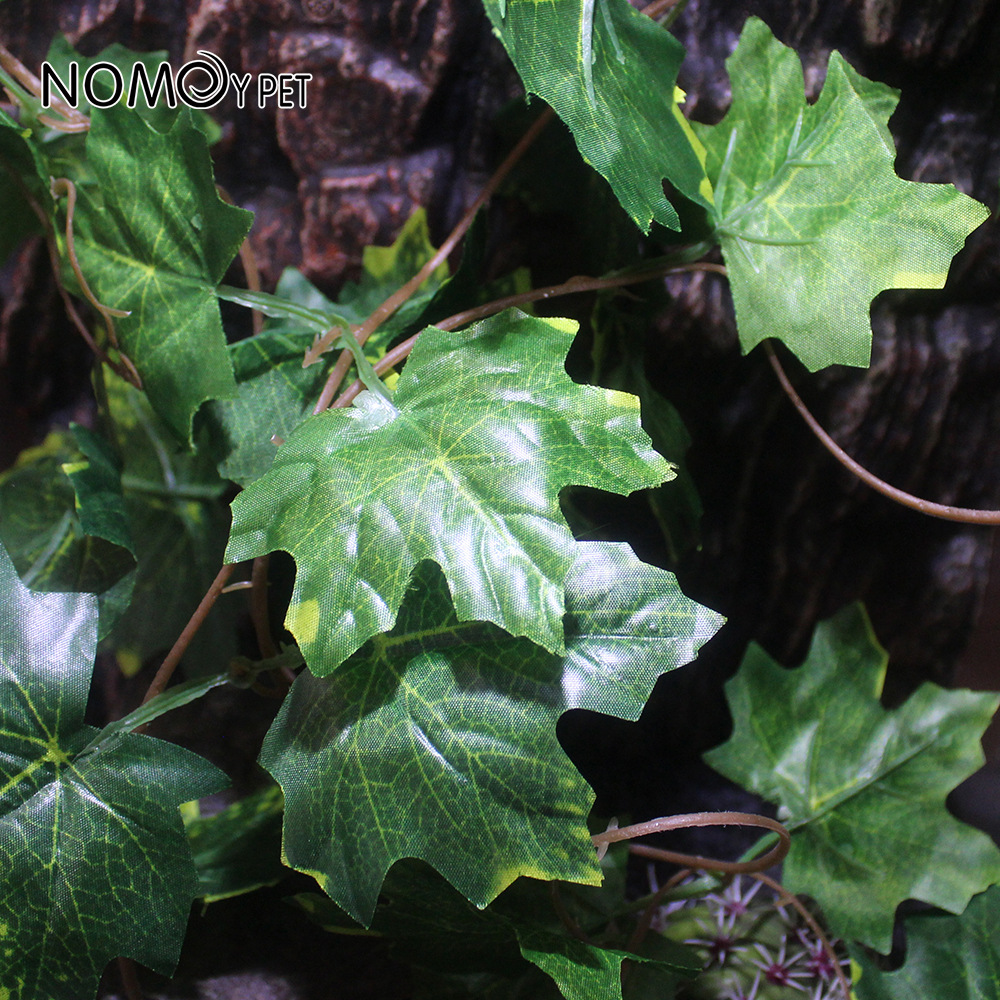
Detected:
left=0, top=156, right=141, bottom=386
left=590, top=811, right=790, bottom=874
left=0, top=41, right=89, bottom=130
left=751, top=870, right=852, bottom=1000
left=311, top=106, right=556, bottom=414
left=250, top=554, right=279, bottom=660
left=765, top=341, right=1000, bottom=524
left=139, top=563, right=236, bottom=710
left=549, top=883, right=591, bottom=944
left=331, top=261, right=726, bottom=409
left=50, top=178, right=131, bottom=344
left=218, top=184, right=265, bottom=336
left=116, top=957, right=145, bottom=1000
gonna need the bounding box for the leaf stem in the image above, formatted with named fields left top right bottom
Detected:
left=765, top=341, right=1000, bottom=524
left=0, top=42, right=89, bottom=130
left=311, top=106, right=556, bottom=414
left=140, top=562, right=236, bottom=707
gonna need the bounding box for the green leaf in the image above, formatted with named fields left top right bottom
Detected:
left=482, top=0, right=709, bottom=232
left=185, top=784, right=286, bottom=902
left=852, top=886, right=1000, bottom=999
left=70, top=102, right=252, bottom=442
left=63, top=424, right=134, bottom=553
left=260, top=541, right=721, bottom=924
left=203, top=329, right=331, bottom=487
left=0, top=107, right=47, bottom=260
left=705, top=603, right=1000, bottom=952
left=0, top=429, right=135, bottom=637
left=694, top=17, right=988, bottom=370
left=290, top=860, right=524, bottom=973
left=517, top=926, right=687, bottom=1000
left=87, top=670, right=232, bottom=752
left=0, top=539, right=227, bottom=999
left=100, top=374, right=239, bottom=676
left=227, top=309, right=672, bottom=673
left=41, top=36, right=221, bottom=138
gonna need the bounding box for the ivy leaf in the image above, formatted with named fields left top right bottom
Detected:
left=70, top=103, right=253, bottom=442
left=260, top=541, right=721, bottom=924
left=0, top=540, right=227, bottom=999
left=101, top=374, right=238, bottom=676
left=517, top=927, right=689, bottom=1000
left=852, top=886, right=1000, bottom=999
left=203, top=329, right=330, bottom=487
left=705, top=603, right=1000, bottom=952
left=185, top=784, right=286, bottom=902
left=337, top=207, right=451, bottom=333
left=41, top=35, right=221, bottom=138
left=0, top=429, right=135, bottom=638
left=694, top=17, right=989, bottom=370
left=0, top=107, right=48, bottom=260
left=227, top=310, right=672, bottom=674
left=482, top=0, right=709, bottom=233
left=290, top=860, right=524, bottom=974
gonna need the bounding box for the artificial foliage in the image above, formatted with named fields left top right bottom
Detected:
left=0, top=542, right=226, bottom=997
left=0, top=5, right=995, bottom=999
left=851, top=885, right=1000, bottom=999
left=227, top=310, right=673, bottom=673
left=692, top=18, right=989, bottom=370
left=706, top=604, right=1000, bottom=953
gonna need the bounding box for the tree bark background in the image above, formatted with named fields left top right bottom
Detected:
left=1, top=0, right=999, bottom=993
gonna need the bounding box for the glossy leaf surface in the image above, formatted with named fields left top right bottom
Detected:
left=852, top=886, right=1000, bottom=999
left=261, top=542, right=721, bottom=923
left=706, top=604, right=1000, bottom=952
left=482, top=0, right=709, bottom=232
left=228, top=309, right=673, bottom=674
left=694, top=18, right=988, bottom=370
left=70, top=103, right=252, bottom=441
left=0, top=541, right=226, bottom=999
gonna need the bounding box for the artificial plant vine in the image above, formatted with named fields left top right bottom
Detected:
left=0, top=3, right=996, bottom=1000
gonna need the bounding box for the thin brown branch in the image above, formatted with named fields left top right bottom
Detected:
left=51, top=178, right=131, bottom=344
left=7, top=167, right=142, bottom=386
left=591, top=811, right=790, bottom=875
left=765, top=342, right=1000, bottom=524
left=331, top=260, right=725, bottom=409
left=627, top=867, right=694, bottom=954
left=311, top=107, right=556, bottom=414
left=116, top=957, right=145, bottom=1000
left=641, top=0, right=682, bottom=19
left=549, top=883, right=591, bottom=944
left=751, top=870, right=852, bottom=1000
left=250, top=554, right=279, bottom=660
left=0, top=41, right=89, bottom=129
left=218, top=184, right=265, bottom=336
left=140, top=563, right=236, bottom=708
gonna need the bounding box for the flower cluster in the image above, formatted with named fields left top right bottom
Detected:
left=655, top=873, right=850, bottom=1000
